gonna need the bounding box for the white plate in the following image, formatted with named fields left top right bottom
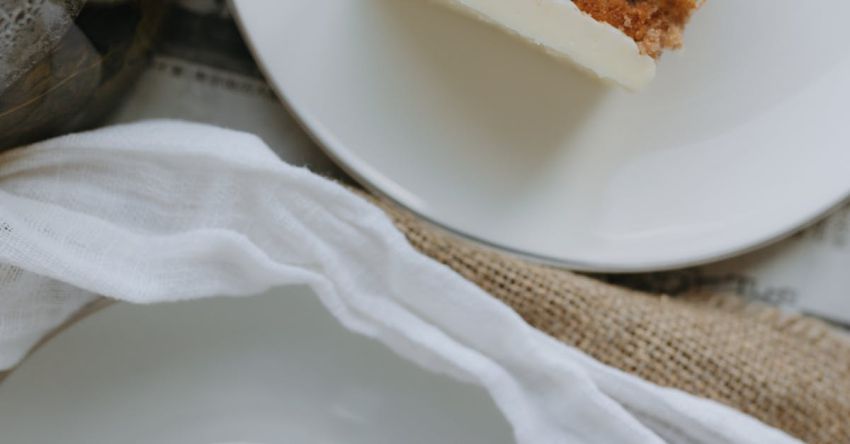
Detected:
left=232, top=0, right=850, bottom=272
left=0, top=288, right=512, bottom=443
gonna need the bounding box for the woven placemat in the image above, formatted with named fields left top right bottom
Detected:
left=372, top=196, right=850, bottom=444
left=3, top=194, right=848, bottom=443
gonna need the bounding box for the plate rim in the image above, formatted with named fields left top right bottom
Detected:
left=229, top=0, right=850, bottom=272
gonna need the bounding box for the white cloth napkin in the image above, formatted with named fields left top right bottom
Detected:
left=0, top=120, right=799, bottom=444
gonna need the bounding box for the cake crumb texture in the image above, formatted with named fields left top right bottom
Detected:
left=573, top=0, right=702, bottom=58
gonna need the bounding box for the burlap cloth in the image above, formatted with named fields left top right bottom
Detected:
left=2, top=195, right=849, bottom=443
left=372, top=197, right=850, bottom=444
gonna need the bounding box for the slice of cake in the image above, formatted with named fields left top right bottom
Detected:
left=440, top=0, right=702, bottom=90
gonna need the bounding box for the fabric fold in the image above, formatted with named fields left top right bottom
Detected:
left=0, top=121, right=799, bottom=444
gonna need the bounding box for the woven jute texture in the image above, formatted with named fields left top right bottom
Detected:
left=371, top=197, right=850, bottom=444
left=3, top=194, right=849, bottom=443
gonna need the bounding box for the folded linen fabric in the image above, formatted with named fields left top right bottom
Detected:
left=0, top=121, right=798, bottom=443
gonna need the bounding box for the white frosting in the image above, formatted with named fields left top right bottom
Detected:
left=441, top=0, right=656, bottom=90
